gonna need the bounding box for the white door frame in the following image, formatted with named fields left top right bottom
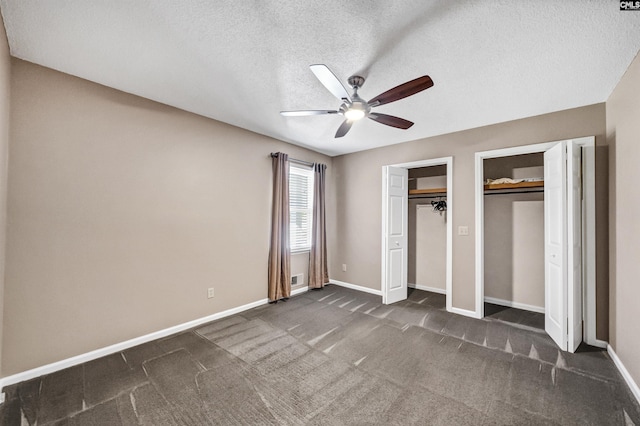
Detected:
left=474, top=137, right=599, bottom=347
left=381, top=157, right=453, bottom=311
left=580, top=140, right=605, bottom=348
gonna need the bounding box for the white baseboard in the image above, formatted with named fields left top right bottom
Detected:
left=484, top=296, right=545, bottom=314
left=449, top=306, right=482, bottom=319
left=608, top=344, right=640, bottom=406
left=0, top=296, right=272, bottom=392
left=408, top=283, right=446, bottom=295
left=329, top=279, right=382, bottom=296
left=291, top=286, right=309, bottom=296
left=588, top=338, right=608, bottom=349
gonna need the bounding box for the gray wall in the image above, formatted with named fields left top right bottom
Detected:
left=331, top=103, right=606, bottom=331
left=607, top=51, right=640, bottom=388
left=291, top=252, right=310, bottom=291
left=2, top=59, right=334, bottom=376
left=484, top=194, right=544, bottom=308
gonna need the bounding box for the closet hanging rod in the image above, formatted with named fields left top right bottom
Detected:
left=484, top=188, right=544, bottom=196
left=408, top=194, right=448, bottom=199
left=270, top=152, right=314, bottom=167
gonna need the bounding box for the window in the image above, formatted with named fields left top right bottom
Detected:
left=289, top=164, right=314, bottom=252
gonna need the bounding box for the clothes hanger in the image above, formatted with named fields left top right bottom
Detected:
left=431, top=197, right=447, bottom=213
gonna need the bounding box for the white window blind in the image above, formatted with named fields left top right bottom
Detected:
left=289, top=164, right=314, bottom=252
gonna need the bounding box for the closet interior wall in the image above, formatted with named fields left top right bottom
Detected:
left=408, top=165, right=447, bottom=293
left=483, top=153, right=545, bottom=311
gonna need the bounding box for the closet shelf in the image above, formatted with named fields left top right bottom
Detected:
left=408, top=188, right=447, bottom=195
left=408, top=181, right=543, bottom=196
left=484, top=180, right=544, bottom=191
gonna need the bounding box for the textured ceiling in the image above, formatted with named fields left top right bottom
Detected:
left=1, top=1, right=639, bottom=156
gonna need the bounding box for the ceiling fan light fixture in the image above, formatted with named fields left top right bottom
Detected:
left=280, top=65, right=433, bottom=138
left=344, top=108, right=365, bottom=121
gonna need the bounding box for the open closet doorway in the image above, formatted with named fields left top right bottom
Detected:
left=483, top=153, right=545, bottom=315
left=381, top=157, right=453, bottom=311
left=408, top=166, right=448, bottom=296
left=474, top=138, right=597, bottom=353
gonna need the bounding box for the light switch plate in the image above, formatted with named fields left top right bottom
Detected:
left=458, top=226, right=469, bottom=236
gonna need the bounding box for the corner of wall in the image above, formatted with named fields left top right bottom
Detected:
left=0, top=8, right=12, bottom=379
left=605, top=49, right=640, bottom=394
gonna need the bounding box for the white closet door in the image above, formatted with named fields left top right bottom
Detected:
left=544, top=142, right=568, bottom=351
left=383, top=166, right=408, bottom=304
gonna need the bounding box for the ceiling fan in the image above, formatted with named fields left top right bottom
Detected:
left=280, top=64, right=434, bottom=138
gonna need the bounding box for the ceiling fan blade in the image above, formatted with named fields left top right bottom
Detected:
left=335, top=120, right=353, bottom=138
left=310, top=64, right=351, bottom=102
left=368, top=112, right=414, bottom=129
left=280, top=110, right=338, bottom=116
left=368, top=75, right=434, bottom=107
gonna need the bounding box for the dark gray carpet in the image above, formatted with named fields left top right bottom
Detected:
left=2, top=285, right=639, bottom=425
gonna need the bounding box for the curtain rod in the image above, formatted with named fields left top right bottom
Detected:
left=270, top=152, right=314, bottom=167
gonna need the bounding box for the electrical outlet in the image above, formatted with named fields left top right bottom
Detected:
left=458, top=226, right=469, bottom=236
left=207, top=287, right=215, bottom=299
left=342, top=264, right=347, bottom=272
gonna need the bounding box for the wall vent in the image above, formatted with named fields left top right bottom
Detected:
left=291, top=273, right=304, bottom=286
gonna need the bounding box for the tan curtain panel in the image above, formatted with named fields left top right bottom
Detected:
left=309, top=162, right=328, bottom=289
left=268, top=153, right=291, bottom=301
